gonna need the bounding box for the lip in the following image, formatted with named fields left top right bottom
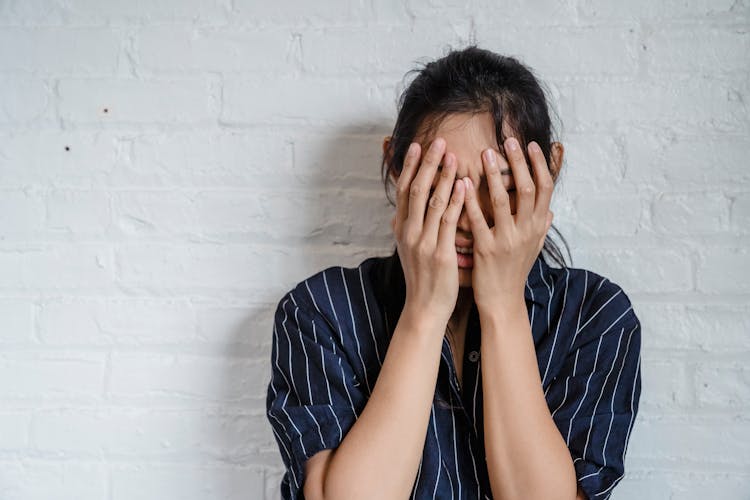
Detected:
left=455, top=237, right=473, bottom=248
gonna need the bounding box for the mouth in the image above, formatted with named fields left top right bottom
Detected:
left=455, top=245, right=473, bottom=269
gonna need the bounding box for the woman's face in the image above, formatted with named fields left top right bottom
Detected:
left=419, top=112, right=513, bottom=287
left=393, top=111, right=563, bottom=288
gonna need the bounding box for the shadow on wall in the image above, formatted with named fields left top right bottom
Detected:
left=223, top=121, right=395, bottom=496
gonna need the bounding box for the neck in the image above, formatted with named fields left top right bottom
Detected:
left=450, top=287, right=473, bottom=331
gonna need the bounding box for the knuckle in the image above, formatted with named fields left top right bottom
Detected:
left=538, top=176, right=554, bottom=191
left=402, top=230, right=419, bottom=248
left=434, top=250, right=451, bottom=265
left=416, top=240, right=432, bottom=257
left=491, top=194, right=509, bottom=207
left=520, top=184, right=535, bottom=195
left=409, top=183, right=423, bottom=198
left=428, top=194, right=445, bottom=209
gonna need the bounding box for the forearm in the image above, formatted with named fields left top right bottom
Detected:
left=479, top=298, right=578, bottom=500
left=323, top=305, right=444, bottom=500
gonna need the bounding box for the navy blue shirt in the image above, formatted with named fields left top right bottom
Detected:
left=266, top=250, right=642, bottom=499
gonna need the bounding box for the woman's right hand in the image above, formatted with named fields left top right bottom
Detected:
left=391, top=137, right=466, bottom=331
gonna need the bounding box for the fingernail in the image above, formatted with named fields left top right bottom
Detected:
left=463, top=177, right=471, bottom=191
left=529, top=142, right=540, bottom=154
left=507, top=138, right=518, bottom=151
left=484, top=149, right=495, bottom=165
left=407, top=143, right=417, bottom=156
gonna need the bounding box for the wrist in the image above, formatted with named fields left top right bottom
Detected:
left=476, top=295, right=527, bottom=323
left=400, top=301, right=449, bottom=338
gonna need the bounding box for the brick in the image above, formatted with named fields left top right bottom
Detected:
left=645, top=26, right=750, bottom=74
left=624, top=131, right=750, bottom=188
left=0, top=131, right=120, bottom=188
left=46, top=190, right=112, bottom=235
left=631, top=416, right=750, bottom=466
left=126, top=130, right=293, bottom=188
left=638, top=358, right=694, bottom=412
left=638, top=303, right=750, bottom=352
left=0, top=78, right=53, bottom=127
left=288, top=132, right=386, bottom=189
left=696, top=247, right=750, bottom=293
left=695, top=362, right=750, bottom=409
left=48, top=0, right=227, bottom=25
left=37, top=298, right=198, bottom=345
left=0, top=461, right=107, bottom=500
left=0, top=244, right=115, bottom=292
left=221, top=76, right=395, bottom=127
left=729, top=192, right=750, bottom=233
left=137, top=26, right=297, bottom=74
left=573, top=193, right=642, bottom=236
left=108, top=353, right=269, bottom=402
left=473, top=25, right=639, bottom=78
left=578, top=0, right=738, bottom=21
left=651, top=191, right=730, bottom=234
left=0, top=353, right=105, bottom=400
left=112, top=464, right=264, bottom=500
left=0, top=191, right=45, bottom=240
left=230, top=0, right=368, bottom=26
left=566, top=77, right=748, bottom=133
left=574, top=249, right=693, bottom=293
left=196, top=303, right=275, bottom=348
left=0, top=299, right=35, bottom=345
left=115, top=243, right=380, bottom=299
left=301, top=23, right=471, bottom=76
left=558, top=132, right=626, bottom=183
left=113, top=189, right=391, bottom=245
left=0, top=28, right=120, bottom=75
left=0, top=413, right=30, bottom=448
left=32, top=409, right=269, bottom=457
left=58, top=78, right=217, bottom=126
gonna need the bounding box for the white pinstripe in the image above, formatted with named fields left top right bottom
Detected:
left=543, top=267, right=570, bottom=386
left=359, top=266, right=383, bottom=367
left=582, top=327, right=625, bottom=461
left=431, top=406, right=442, bottom=500
left=566, top=335, right=604, bottom=444
left=340, top=267, right=372, bottom=394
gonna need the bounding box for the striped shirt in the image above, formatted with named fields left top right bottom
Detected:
left=266, top=249, right=642, bottom=499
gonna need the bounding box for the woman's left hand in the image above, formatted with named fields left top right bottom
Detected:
left=463, top=137, right=554, bottom=314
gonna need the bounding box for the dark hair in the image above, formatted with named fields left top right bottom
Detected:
left=380, top=45, right=572, bottom=268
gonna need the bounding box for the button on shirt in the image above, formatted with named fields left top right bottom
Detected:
left=266, top=250, right=642, bottom=499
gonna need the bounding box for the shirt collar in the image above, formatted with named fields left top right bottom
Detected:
left=524, top=253, right=553, bottom=308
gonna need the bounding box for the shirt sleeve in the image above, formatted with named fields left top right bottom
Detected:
left=266, top=288, right=369, bottom=499
left=545, top=279, right=642, bottom=500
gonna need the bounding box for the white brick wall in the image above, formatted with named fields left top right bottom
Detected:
left=0, top=1, right=748, bottom=498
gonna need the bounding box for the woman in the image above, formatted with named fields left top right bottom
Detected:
left=266, top=46, right=642, bottom=500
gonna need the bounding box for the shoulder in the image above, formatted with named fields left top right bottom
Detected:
left=550, top=264, right=640, bottom=350
left=274, top=255, right=386, bottom=328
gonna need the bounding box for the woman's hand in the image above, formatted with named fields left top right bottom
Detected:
left=391, top=137, right=467, bottom=330
left=463, top=137, right=554, bottom=314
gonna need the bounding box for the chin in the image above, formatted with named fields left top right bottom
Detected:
left=458, top=268, right=473, bottom=288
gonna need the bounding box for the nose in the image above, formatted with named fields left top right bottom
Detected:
left=455, top=179, right=493, bottom=232
left=457, top=203, right=472, bottom=233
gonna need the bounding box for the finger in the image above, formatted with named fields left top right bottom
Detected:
left=482, top=148, right=513, bottom=232
left=528, top=141, right=554, bottom=225
left=462, top=177, right=492, bottom=242
left=504, top=137, right=535, bottom=221
left=395, top=142, right=421, bottom=234
left=405, top=137, right=446, bottom=233
left=423, top=151, right=457, bottom=245
left=436, top=178, right=466, bottom=252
